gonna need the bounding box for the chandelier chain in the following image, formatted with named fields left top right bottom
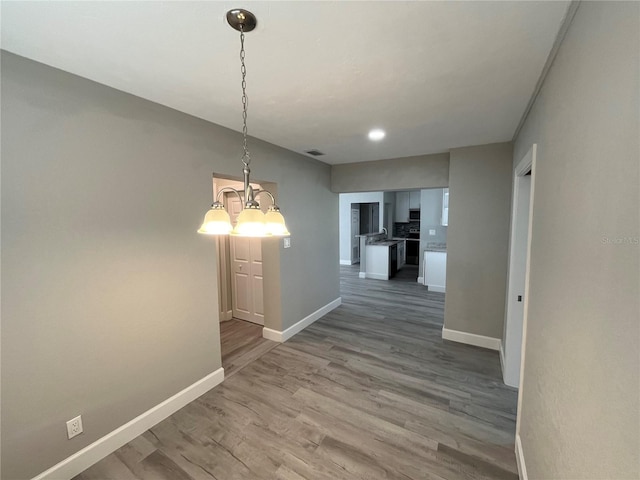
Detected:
left=240, top=25, right=250, bottom=167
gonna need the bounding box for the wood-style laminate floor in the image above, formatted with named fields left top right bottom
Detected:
left=220, top=318, right=278, bottom=378
left=75, top=264, right=518, bottom=480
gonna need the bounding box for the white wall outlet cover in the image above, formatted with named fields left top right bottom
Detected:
left=66, top=415, right=83, bottom=439
left=429, top=229, right=436, bottom=236
left=283, top=237, right=291, bottom=249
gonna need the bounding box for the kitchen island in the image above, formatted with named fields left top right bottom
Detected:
left=356, top=233, right=406, bottom=280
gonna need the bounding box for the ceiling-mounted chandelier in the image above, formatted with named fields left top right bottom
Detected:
left=198, top=9, right=289, bottom=237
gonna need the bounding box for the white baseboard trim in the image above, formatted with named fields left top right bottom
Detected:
left=358, top=272, right=366, bottom=279
left=262, top=327, right=282, bottom=342
left=442, top=327, right=501, bottom=351
left=417, top=276, right=424, bottom=285
left=515, top=434, right=528, bottom=480
left=220, top=310, right=233, bottom=321
left=263, top=297, right=342, bottom=343
left=426, top=284, right=445, bottom=293
left=339, top=259, right=353, bottom=265
left=364, top=272, right=388, bottom=281
left=499, top=342, right=506, bottom=377
left=32, top=368, right=225, bottom=480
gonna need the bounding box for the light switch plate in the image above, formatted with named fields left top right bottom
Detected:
left=429, top=229, right=436, bottom=236
left=283, top=237, right=291, bottom=249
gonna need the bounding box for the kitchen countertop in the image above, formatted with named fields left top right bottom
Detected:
left=424, top=243, right=447, bottom=252
left=368, top=239, right=404, bottom=247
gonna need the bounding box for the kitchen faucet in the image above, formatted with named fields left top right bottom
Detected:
left=382, top=227, right=388, bottom=237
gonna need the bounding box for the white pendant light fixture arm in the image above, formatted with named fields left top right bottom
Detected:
left=214, top=186, right=244, bottom=205
left=254, top=189, right=276, bottom=207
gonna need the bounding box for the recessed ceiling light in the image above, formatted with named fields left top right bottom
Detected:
left=368, top=128, right=386, bottom=141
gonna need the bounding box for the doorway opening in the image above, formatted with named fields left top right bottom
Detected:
left=212, top=175, right=281, bottom=375
left=213, top=176, right=266, bottom=325
left=338, top=189, right=448, bottom=287
left=347, top=202, right=381, bottom=264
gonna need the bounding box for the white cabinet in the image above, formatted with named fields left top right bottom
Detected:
left=365, top=245, right=390, bottom=280
left=395, top=192, right=410, bottom=222
left=409, top=190, right=421, bottom=209
left=424, top=251, right=447, bottom=293
left=365, top=242, right=405, bottom=280
left=441, top=188, right=449, bottom=226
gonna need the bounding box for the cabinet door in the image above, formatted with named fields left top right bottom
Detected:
left=409, top=190, right=421, bottom=209
left=425, top=251, right=447, bottom=293
left=395, top=192, right=410, bottom=222
left=389, top=245, right=398, bottom=278
left=396, top=243, right=402, bottom=269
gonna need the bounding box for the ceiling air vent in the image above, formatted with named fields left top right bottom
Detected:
left=305, top=149, right=325, bottom=157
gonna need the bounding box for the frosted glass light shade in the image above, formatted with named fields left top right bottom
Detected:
left=197, top=206, right=232, bottom=235
left=265, top=209, right=290, bottom=236
left=231, top=208, right=269, bottom=237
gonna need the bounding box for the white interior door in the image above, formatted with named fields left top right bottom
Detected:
left=227, top=194, right=264, bottom=325
left=230, top=237, right=264, bottom=325
left=503, top=145, right=536, bottom=388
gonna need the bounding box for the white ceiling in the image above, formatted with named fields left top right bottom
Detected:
left=1, top=1, right=569, bottom=165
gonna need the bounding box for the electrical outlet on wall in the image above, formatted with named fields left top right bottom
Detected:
left=283, top=237, right=291, bottom=249
left=66, top=415, right=83, bottom=439
left=429, top=229, right=436, bottom=236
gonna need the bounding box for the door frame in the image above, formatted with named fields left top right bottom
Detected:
left=213, top=176, right=271, bottom=327
left=506, top=144, right=537, bottom=440
left=502, top=145, right=535, bottom=388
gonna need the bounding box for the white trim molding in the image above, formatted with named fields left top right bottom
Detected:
left=31, top=368, right=225, bottom=480
left=515, top=434, right=528, bottom=480
left=362, top=272, right=388, bottom=281
left=417, top=276, right=424, bottom=285
left=358, top=272, right=366, bottom=279
left=499, top=343, right=506, bottom=378
left=339, top=259, right=353, bottom=265
left=263, top=297, right=342, bottom=343
left=426, top=284, right=445, bottom=293
left=442, top=327, right=501, bottom=351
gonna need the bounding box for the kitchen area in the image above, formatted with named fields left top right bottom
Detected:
left=339, top=188, right=449, bottom=291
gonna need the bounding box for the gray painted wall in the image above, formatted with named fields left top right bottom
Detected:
left=1, top=52, right=338, bottom=479
left=513, top=2, right=639, bottom=478
left=444, top=143, right=513, bottom=339
left=331, top=153, right=449, bottom=193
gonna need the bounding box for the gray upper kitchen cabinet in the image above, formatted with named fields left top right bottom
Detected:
left=395, top=192, right=410, bottom=222
left=409, top=190, right=421, bottom=209
left=395, top=190, right=421, bottom=222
